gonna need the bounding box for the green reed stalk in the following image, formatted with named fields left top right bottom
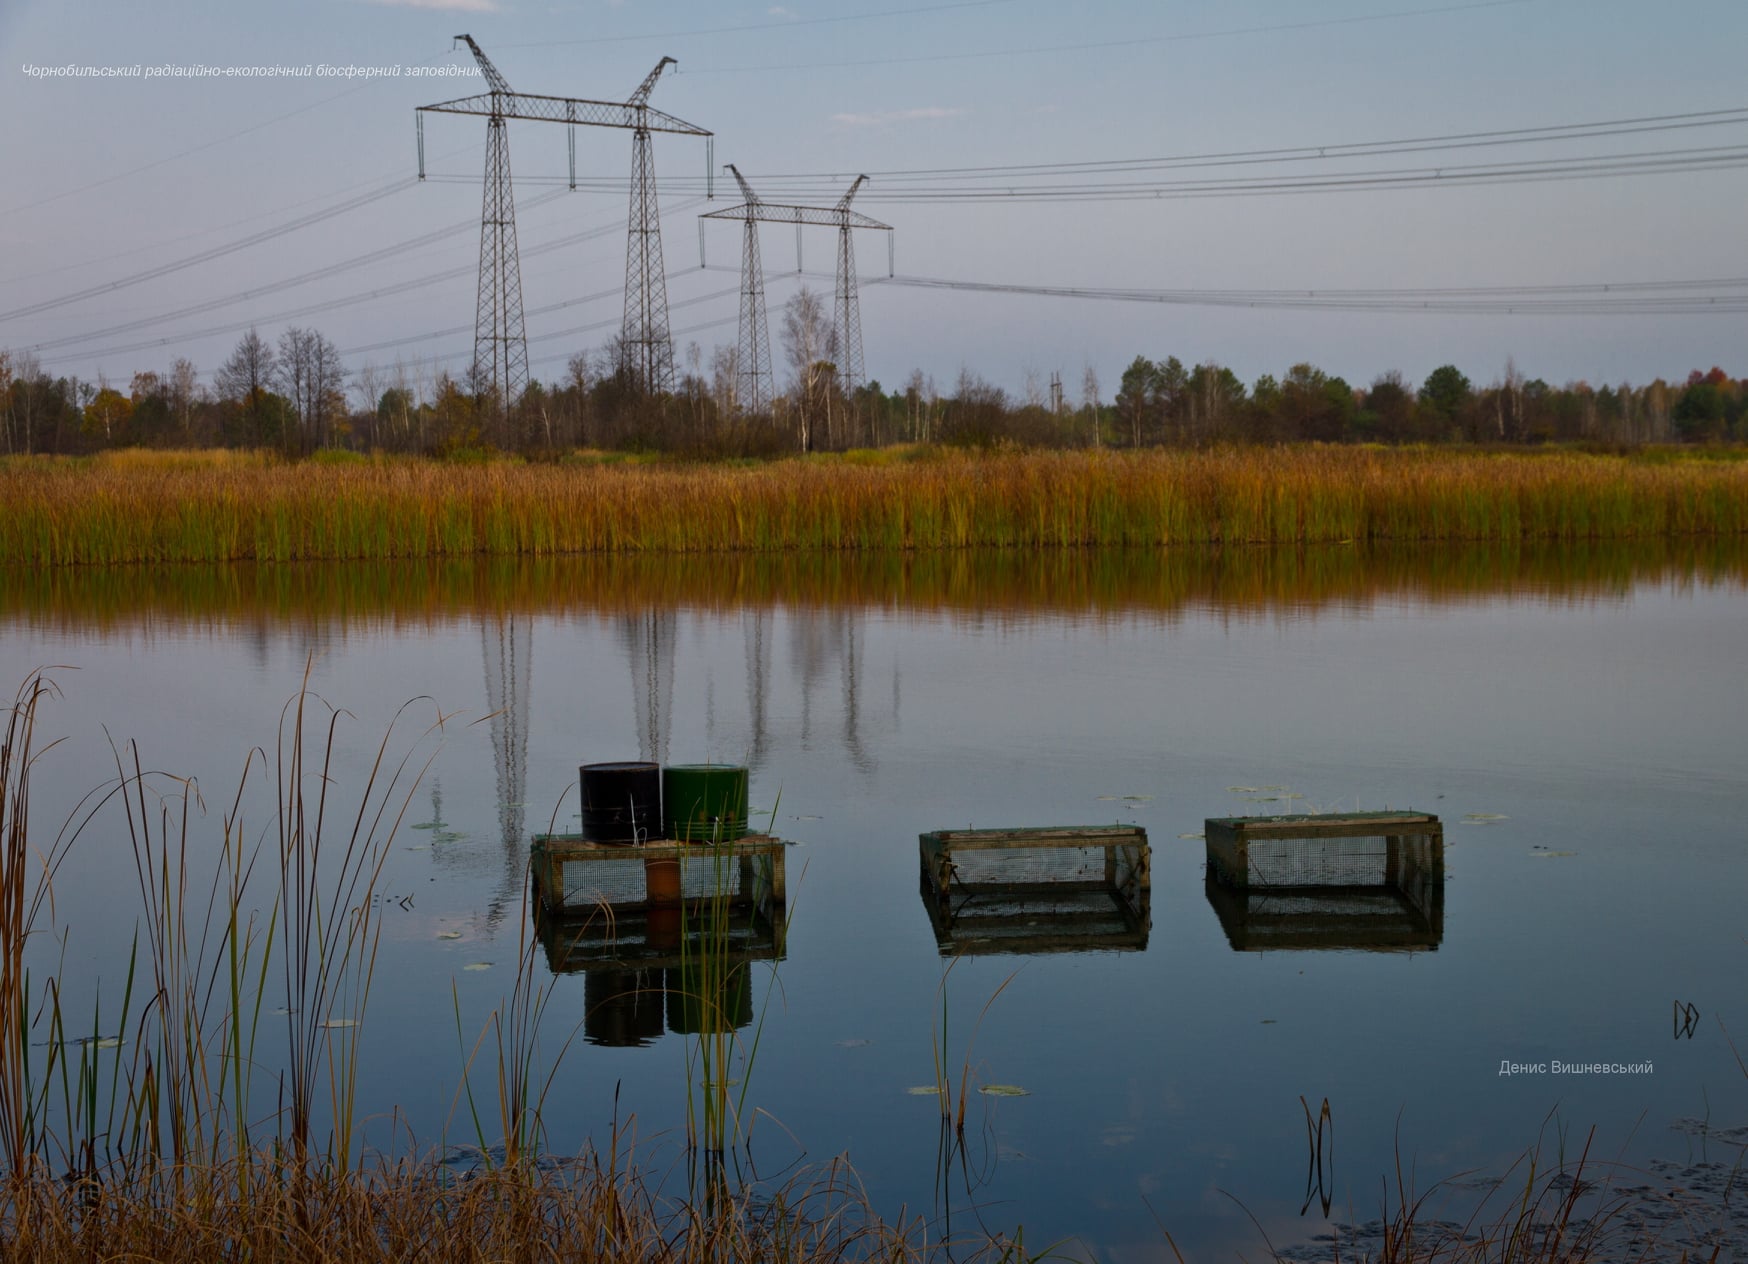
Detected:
left=273, top=671, right=444, bottom=1176
left=0, top=672, right=81, bottom=1177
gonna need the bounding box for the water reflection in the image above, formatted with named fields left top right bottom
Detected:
left=1202, top=817, right=1445, bottom=952
left=533, top=902, right=779, bottom=1048
left=9, top=539, right=1743, bottom=635
left=918, top=827, right=1151, bottom=956
left=621, top=611, right=677, bottom=764
left=480, top=611, right=532, bottom=928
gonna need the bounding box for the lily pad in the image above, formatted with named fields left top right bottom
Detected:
left=462, top=962, right=493, bottom=972
left=76, top=1035, right=124, bottom=1049
left=320, top=1018, right=356, bottom=1030
left=1463, top=813, right=1509, bottom=822
left=906, top=1086, right=942, bottom=1096
left=1178, top=832, right=1205, bottom=840
left=1530, top=850, right=1578, bottom=859
left=437, top=931, right=463, bottom=940
left=1226, top=786, right=1260, bottom=793
left=410, top=822, right=438, bottom=830
left=979, top=1084, right=1030, bottom=1097
left=1122, top=795, right=1155, bottom=803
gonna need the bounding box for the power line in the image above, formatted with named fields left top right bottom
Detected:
left=0, top=139, right=484, bottom=290
left=0, top=178, right=421, bottom=326
left=35, top=197, right=709, bottom=370
left=24, top=188, right=613, bottom=356
left=744, top=106, right=1748, bottom=182
left=865, top=272, right=1748, bottom=315
left=453, top=107, right=1748, bottom=203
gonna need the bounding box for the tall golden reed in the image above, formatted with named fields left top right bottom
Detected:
left=1, top=446, right=1746, bottom=566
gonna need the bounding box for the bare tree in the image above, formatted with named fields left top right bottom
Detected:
left=711, top=344, right=740, bottom=419
left=168, top=357, right=199, bottom=442
left=1081, top=362, right=1101, bottom=448
left=215, top=328, right=275, bottom=407
left=902, top=369, right=925, bottom=443
left=0, top=350, right=13, bottom=454
left=781, top=287, right=834, bottom=453
left=277, top=327, right=348, bottom=451
left=9, top=350, right=45, bottom=454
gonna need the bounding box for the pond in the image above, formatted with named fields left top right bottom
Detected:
left=4, top=540, right=1746, bottom=1259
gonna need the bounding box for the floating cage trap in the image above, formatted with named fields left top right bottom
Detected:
left=1202, top=811, right=1444, bottom=952
left=918, top=826, right=1151, bottom=956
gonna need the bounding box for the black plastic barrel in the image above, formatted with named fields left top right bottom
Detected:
left=662, top=764, right=749, bottom=842
left=580, top=761, right=661, bottom=845
left=583, top=969, right=664, bottom=1047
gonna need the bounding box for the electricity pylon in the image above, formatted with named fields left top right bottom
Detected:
left=417, top=37, right=712, bottom=403
left=833, top=176, right=872, bottom=394
left=420, top=36, right=528, bottom=412
left=700, top=170, right=891, bottom=410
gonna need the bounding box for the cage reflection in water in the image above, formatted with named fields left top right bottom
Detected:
left=1202, top=811, right=1443, bottom=951
left=918, top=826, right=1151, bottom=956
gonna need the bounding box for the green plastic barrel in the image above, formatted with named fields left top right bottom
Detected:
left=662, top=764, right=749, bottom=842
left=665, top=962, right=753, bottom=1035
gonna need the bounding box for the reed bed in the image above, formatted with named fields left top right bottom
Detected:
left=3, top=1150, right=1021, bottom=1264
left=0, top=667, right=1039, bottom=1263
left=3, top=447, right=1747, bottom=567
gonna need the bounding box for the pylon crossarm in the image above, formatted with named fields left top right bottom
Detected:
left=417, top=93, right=710, bottom=136
left=727, top=163, right=760, bottom=205
left=700, top=202, right=889, bottom=230
left=454, top=34, right=513, bottom=95
left=626, top=57, right=677, bottom=108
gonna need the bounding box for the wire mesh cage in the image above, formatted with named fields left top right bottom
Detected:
left=1202, top=812, right=1443, bottom=952
left=919, top=826, right=1150, bottom=956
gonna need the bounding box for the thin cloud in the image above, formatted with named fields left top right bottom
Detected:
left=831, top=106, right=965, bottom=127
left=370, top=0, right=501, bottom=12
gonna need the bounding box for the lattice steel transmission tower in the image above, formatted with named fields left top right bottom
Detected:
left=832, top=176, right=871, bottom=394
left=417, top=39, right=712, bottom=403
left=701, top=170, right=891, bottom=412
left=422, top=37, right=528, bottom=411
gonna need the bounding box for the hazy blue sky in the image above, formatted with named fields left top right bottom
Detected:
left=3, top=0, right=1745, bottom=404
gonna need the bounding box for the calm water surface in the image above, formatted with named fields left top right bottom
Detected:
left=3, top=543, right=1746, bottom=1260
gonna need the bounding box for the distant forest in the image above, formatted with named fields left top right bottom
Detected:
left=4, top=312, right=1744, bottom=459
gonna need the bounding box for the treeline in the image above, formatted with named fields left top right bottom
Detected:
left=3, top=326, right=1743, bottom=460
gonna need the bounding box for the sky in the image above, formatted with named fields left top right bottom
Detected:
left=2, top=0, right=1746, bottom=406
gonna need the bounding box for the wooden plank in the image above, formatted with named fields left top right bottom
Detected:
left=925, top=826, right=1148, bottom=850
left=531, top=833, right=788, bottom=916
left=534, top=832, right=785, bottom=859
left=1204, top=811, right=1439, bottom=842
